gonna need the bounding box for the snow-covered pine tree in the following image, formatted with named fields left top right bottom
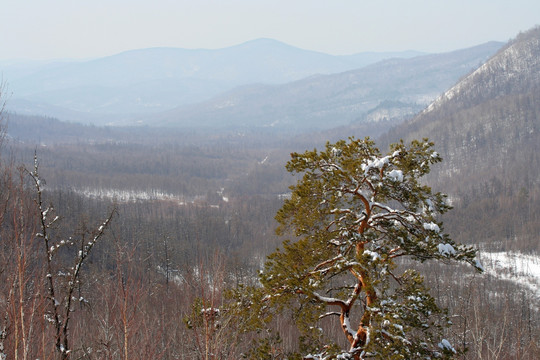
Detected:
left=234, top=137, right=482, bottom=359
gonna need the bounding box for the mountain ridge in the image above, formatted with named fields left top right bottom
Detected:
left=151, top=41, right=502, bottom=131
left=3, top=38, right=425, bottom=121
left=381, top=26, right=540, bottom=251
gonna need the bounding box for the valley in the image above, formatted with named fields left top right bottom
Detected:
left=1, top=26, right=540, bottom=359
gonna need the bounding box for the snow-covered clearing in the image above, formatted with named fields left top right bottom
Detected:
left=480, top=251, right=540, bottom=298
left=71, top=187, right=230, bottom=205
left=73, top=187, right=193, bottom=204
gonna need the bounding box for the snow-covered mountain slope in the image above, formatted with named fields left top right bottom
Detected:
left=382, top=26, right=540, bottom=255
left=422, top=27, right=540, bottom=116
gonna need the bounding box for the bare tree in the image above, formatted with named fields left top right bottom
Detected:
left=29, top=155, right=116, bottom=359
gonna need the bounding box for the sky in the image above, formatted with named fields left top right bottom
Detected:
left=1, top=0, right=539, bottom=61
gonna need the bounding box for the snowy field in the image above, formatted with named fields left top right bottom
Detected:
left=480, top=251, right=540, bottom=299
left=73, top=187, right=186, bottom=203
left=71, top=187, right=230, bottom=205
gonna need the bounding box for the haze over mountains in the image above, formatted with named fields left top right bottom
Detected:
left=3, top=39, right=422, bottom=122
left=154, top=42, right=501, bottom=131
left=3, top=38, right=502, bottom=131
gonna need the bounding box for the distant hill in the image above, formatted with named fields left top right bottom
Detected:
left=2, top=39, right=423, bottom=121
left=383, top=26, right=540, bottom=251
left=152, top=42, right=502, bottom=131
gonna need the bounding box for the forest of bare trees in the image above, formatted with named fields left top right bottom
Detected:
left=1, top=110, right=539, bottom=359
left=2, top=26, right=540, bottom=357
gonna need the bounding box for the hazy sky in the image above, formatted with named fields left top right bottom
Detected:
left=1, top=0, right=539, bottom=60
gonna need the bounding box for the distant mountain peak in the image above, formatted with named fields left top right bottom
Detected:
left=6, top=38, right=438, bottom=122
left=238, top=38, right=290, bottom=46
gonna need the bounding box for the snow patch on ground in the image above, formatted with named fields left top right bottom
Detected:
left=481, top=251, right=540, bottom=299
left=72, top=187, right=195, bottom=205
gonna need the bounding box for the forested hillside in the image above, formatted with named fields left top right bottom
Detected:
left=384, top=26, right=540, bottom=252
left=379, top=26, right=540, bottom=359
left=0, top=121, right=289, bottom=359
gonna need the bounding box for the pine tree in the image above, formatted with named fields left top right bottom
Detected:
left=233, top=137, right=482, bottom=359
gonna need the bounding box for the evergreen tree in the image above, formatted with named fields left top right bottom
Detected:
left=233, top=137, right=482, bottom=359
